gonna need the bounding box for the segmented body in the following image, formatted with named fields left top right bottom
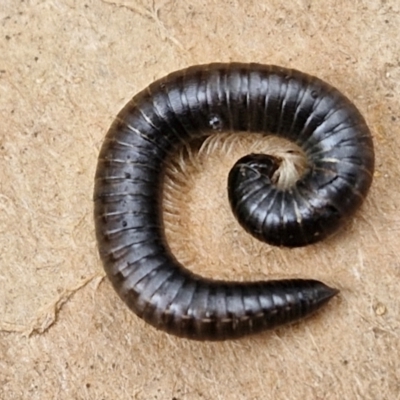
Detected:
left=94, top=63, right=374, bottom=340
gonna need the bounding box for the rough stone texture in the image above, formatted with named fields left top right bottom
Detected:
left=1, top=1, right=399, bottom=399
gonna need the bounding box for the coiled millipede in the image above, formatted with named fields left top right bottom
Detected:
left=94, top=63, right=374, bottom=340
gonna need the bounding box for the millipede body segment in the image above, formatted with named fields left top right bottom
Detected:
left=94, top=63, right=374, bottom=341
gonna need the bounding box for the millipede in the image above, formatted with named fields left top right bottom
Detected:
left=93, top=63, right=374, bottom=341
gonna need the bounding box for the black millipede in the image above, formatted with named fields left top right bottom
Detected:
left=93, top=63, right=374, bottom=341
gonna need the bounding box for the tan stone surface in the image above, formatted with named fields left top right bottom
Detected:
left=1, top=1, right=399, bottom=399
